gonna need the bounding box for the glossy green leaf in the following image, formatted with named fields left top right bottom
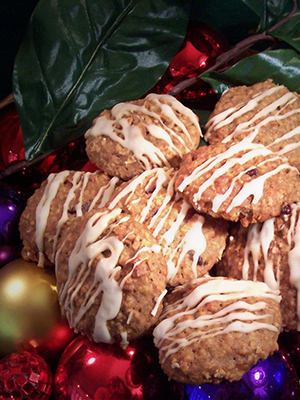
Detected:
left=240, top=0, right=291, bottom=31
left=269, top=9, right=300, bottom=51
left=201, top=49, right=300, bottom=94
left=13, top=0, right=190, bottom=160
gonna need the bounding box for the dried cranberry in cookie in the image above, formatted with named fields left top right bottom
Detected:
left=153, top=277, right=281, bottom=385
left=85, top=94, right=201, bottom=180
left=175, top=140, right=300, bottom=226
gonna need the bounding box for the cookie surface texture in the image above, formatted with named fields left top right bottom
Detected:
left=107, top=167, right=228, bottom=286
left=153, top=277, right=281, bottom=385
left=175, top=140, right=300, bottom=226
left=19, top=170, right=119, bottom=266
left=55, top=208, right=167, bottom=345
left=216, top=201, right=300, bottom=331
left=85, top=94, right=202, bottom=180
left=204, top=80, right=300, bottom=170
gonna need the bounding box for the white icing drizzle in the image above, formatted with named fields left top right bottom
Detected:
left=242, top=219, right=279, bottom=290
left=151, top=289, right=168, bottom=317
left=240, top=204, right=300, bottom=329
left=177, top=140, right=297, bottom=215
left=205, top=83, right=300, bottom=159
left=56, top=208, right=163, bottom=345
left=85, top=94, right=201, bottom=170
left=153, top=278, right=280, bottom=363
left=34, top=170, right=118, bottom=265
left=108, top=167, right=208, bottom=283
left=35, top=170, right=70, bottom=266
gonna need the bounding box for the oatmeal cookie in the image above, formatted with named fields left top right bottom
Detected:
left=175, top=140, right=300, bottom=226
left=153, top=276, right=281, bottom=385
left=108, top=167, right=228, bottom=286
left=204, top=80, right=300, bottom=170
left=55, top=207, right=168, bottom=345
left=85, top=94, right=202, bottom=180
left=19, top=170, right=119, bottom=266
left=216, top=201, right=300, bottom=331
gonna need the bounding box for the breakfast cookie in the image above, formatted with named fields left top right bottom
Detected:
left=216, top=201, right=300, bottom=331
left=85, top=94, right=202, bottom=180
left=153, top=277, right=281, bottom=385
left=175, top=140, right=300, bottom=226
left=108, top=167, right=228, bottom=286
left=204, top=80, right=300, bottom=170
left=19, top=170, right=120, bottom=266
left=55, top=207, right=168, bottom=345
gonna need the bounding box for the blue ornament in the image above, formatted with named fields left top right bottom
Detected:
left=185, top=352, right=298, bottom=400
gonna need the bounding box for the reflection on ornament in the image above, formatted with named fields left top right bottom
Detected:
left=0, top=259, right=75, bottom=363
left=185, top=351, right=298, bottom=400
left=0, top=185, right=26, bottom=260
left=149, top=21, right=230, bottom=110
left=0, top=351, right=53, bottom=400
left=0, top=244, right=19, bottom=268
left=54, top=335, right=184, bottom=400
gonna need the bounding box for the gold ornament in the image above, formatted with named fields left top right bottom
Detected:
left=0, top=258, right=64, bottom=357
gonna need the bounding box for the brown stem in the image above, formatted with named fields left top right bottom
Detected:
left=168, top=0, right=298, bottom=97
left=168, top=34, right=275, bottom=96
left=267, top=0, right=297, bottom=32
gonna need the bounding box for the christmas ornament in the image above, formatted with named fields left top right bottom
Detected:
left=0, top=258, right=75, bottom=362
left=0, top=103, right=24, bottom=171
left=54, top=335, right=184, bottom=400
left=0, top=244, right=19, bottom=268
left=0, top=351, right=53, bottom=400
left=278, top=331, right=300, bottom=379
left=0, top=185, right=26, bottom=246
left=149, top=21, right=230, bottom=110
left=185, top=351, right=298, bottom=400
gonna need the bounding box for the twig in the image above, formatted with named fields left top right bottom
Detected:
left=168, top=0, right=298, bottom=97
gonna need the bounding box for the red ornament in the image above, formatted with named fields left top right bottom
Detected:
left=0, top=103, right=24, bottom=171
left=0, top=351, right=53, bottom=400
left=54, top=335, right=184, bottom=400
left=149, top=21, right=230, bottom=109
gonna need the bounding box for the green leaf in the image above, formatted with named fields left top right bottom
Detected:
left=269, top=9, right=300, bottom=52
left=240, top=0, right=291, bottom=31
left=201, top=49, right=300, bottom=94
left=13, top=0, right=190, bottom=161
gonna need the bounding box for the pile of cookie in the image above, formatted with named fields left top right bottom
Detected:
left=19, top=81, right=300, bottom=385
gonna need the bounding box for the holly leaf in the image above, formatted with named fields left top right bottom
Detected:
left=13, top=0, right=190, bottom=161
left=201, top=49, right=300, bottom=94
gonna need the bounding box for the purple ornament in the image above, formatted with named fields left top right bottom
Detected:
left=0, top=244, right=18, bottom=268
left=185, top=352, right=298, bottom=400
left=0, top=185, right=25, bottom=249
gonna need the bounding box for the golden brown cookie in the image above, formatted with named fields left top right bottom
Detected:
left=19, top=170, right=120, bottom=266
left=216, top=201, right=300, bottom=331
left=85, top=94, right=202, bottom=180
left=107, top=167, right=228, bottom=286
left=204, top=80, right=300, bottom=170
left=55, top=208, right=168, bottom=346
left=153, top=276, right=281, bottom=385
left=175, top=140, right=300, bottom=226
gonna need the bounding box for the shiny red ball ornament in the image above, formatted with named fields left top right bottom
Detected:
left=54, top=335, right=184, bottom=400
left=0, top=351, right=53, bottom=400
left=149, top=21, right=230, bottom=109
